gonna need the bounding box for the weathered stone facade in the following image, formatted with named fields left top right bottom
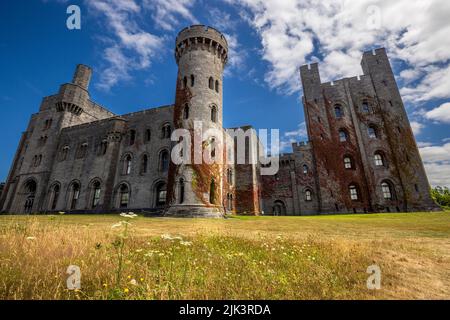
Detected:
left=0, top=26, right=438, bottom=216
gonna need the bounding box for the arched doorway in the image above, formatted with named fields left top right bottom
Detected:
left=272, top=200, right=286, bottom=216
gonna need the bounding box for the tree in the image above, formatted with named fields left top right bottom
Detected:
left=431, top=186, right=450, bottom=208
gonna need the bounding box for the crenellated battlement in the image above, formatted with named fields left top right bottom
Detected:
left=175, top=25, right=228, bottom=65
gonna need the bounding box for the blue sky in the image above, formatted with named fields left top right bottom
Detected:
left=0, top=0, right=449, bottom=187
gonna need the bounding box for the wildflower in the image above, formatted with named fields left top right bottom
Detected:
left=140, top=278, right=144, bottom=282
left=26, top=237, right=36, bottom=241
left=180, top=241, right=192, bottom=246
left=103, top=283, right=107, bottom=288
left=124, top=288, right=129, bottom=294
left=129, top=279, right=137, bottom=286
left=120, top=212, right=138, bottom=219
left=127, top=275, right=132, bottom=279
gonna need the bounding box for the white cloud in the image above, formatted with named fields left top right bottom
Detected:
left=143, top=0, right=197, bottom=31
left=410, top=121, right=424, bottom=136
left=419, top=142, right=450, bottom=187
left=87, top=0, right=163, bottom=90
left=225, top=0, right=450, bottom=101
left=280, top=122, right=307, bottom=151
left=424, top=102, right=450, bottom=124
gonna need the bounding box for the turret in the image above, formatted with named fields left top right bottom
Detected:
left=166, top=25, right=228, bottom=217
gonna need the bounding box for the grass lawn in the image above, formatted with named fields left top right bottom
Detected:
left=0, top=211, right=449, bottom=300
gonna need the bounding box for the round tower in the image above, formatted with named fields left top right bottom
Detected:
left=166, top=25, right=228, bottom=218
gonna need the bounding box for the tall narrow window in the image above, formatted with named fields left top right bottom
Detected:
left=70, top=183, right=80, bottom=210
left=303, top=164, right=309, bottom=175
left=162, top=124, right=171, bottom=139
left=305, top=190, right=312, bottom=201
left=129, top=130, right=136, bottom=146
left=183, top=76, right=188, bottom=89
left=61, top=146, right=69, bottom=161
left=141, top=155, right=148, bottom=174
left=368, top=125, right=378, bottom=139
left=160, top=150, right=169, bottom=172
left=374, top=153, right=384, bottom=167
left=179, top=178, right=185, bottom=204
left=382, top=182, right=393, bottom=200
left=51, top=184, right=60, bottom=210
left=183, top=104, right=189, bottom=119
left=215, top=80, right=219, bottom=93
left=227, top=194, right=233, bottom=211
left=190, top=74, right=195, bottom=87
left=339, top=130, right=348, bottom=142
left=145, top=129, right=151, bottom=143
left=124, top=155, right=132, bottom=175
left=92, top=181, right=101, bottom=209
left=334, top=104, right=343, bottom=118
left=211, top=106, right=217, bottom=123
left=210, top=138, right=216, bottom=159
left=209, top=77, right=214, bottom=89
left=156, top=182, right=167, bottom=207
left=209, top=179, right=216, bottom=204
left=23, top=180, right=37, bottom=213
left=100, top=140, right=108, bottom=155
left=361, top=100, right=370, bottom=113
left=349, top=185, right=359, bottom=201
left=119, top=184, right=129, bottom=208
left=344, top=156, right=353, bottom=169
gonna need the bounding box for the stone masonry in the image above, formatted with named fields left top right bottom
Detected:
left=0, top=26, right=439, bottom=216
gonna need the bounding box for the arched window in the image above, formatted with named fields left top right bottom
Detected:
left=155, top=182, right=167, bottom=207
left=305, top=190, right=312, bottom=201
left=374, top=152, right=384, bottom=167
left=381, top=181, right=394, bottom=200
left=23, top=180, right=37, bottom=213
left=368, top=125, right=379, bottom=139
left=183, top=104, right=189, bottom=119
left=209, top=179, right=216, bottom=204
left=77, top=143, right=88, bottom=159
left=361, top=100, right=370, bottom=113
left=209, top=77, right=214, bottom=89
left=227, top=193, right=233, bottom=211
left=183, top=76, right=188, bottom=89
left=145, top=129, right=151, bottom=143
left=160, top=150, right=169, bottom=172
left=91, top=181, right=101, bottom=209
left=211, top=106, right=217, bottom=123
left=344, top=156, right=353, bottom=169
left=339, top=129, right=349, bottom=142
left=119, top=184, right=130, bottom=208
left=141, top=154, right=148, bottom=174
left=124, top=155, right=132, bottom=175
left=61, top=146, right=70, bottom=161
left=227, top=168, right=233, bottom=185
left=303, top=164, right=309, bottom=174
left=215, top=80, right=220, bottom=93
left=349, top=184, right=359, bottom=201
left=50, top=184, right=60, bottom=210
left=162, top=124, right=171, bottom=139
left=129, top=130, right=136, bottom=146
left=190, top=74, right=195, bottom=87
left=179, top=178, right=185, bottom=204
left=210, top=138, right=216, bottom=159
left=69, top=182, right=80, bottom=210
left=100, top=140, right=108, bottom=155
left=334, top=104, right=343, bottom=118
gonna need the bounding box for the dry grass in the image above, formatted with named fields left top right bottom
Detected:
left=0, top=212, right=449, bottom=300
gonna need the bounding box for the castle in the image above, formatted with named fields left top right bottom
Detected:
left=0, top=25, right=438, bottom=216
